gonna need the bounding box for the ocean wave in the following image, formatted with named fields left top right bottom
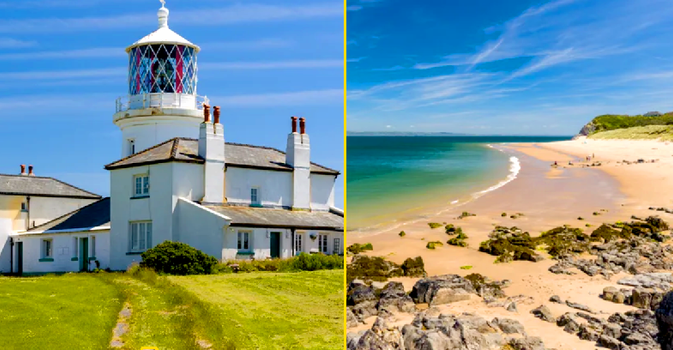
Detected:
left=475, top=156, right=520, bottom=196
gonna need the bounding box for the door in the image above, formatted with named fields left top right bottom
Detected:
left=270, top=232, right=281, bottom=258
left=17, top=242, right=23, bottom=276
left=80, top=238, right=89, bottom=272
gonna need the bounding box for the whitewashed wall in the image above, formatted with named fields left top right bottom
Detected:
left=175, top=198, right=228, bottom=259
left=118, top=117, right=201, bottom=157
left=13, top=230, right=110, bottom=273
left=311, top=174, right=337, bottom=211
left=223, top=227, right=293, bottom=260
left=225, top=168, right=293, bottom=208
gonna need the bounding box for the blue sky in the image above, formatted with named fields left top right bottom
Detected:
left=347, top=0, right=673, bottom=135
left=0, top=0, right=344, bottom=207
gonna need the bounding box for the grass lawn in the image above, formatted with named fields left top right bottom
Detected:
left=169, top=270, right=344, bottom=350
left=0, top=274, right=121, bottom=350
left=0, top=270, right=344, bottom=350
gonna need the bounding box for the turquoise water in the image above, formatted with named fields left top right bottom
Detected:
left=347, top=136, right=571, bottom=231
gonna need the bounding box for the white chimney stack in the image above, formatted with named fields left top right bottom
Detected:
left=199, top=105, right=225, bottom=203
left=286, top=116, right=311, bottom=210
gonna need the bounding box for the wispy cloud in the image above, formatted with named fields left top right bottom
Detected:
left=201, top=39, right=293, bottom=51
left=0, top=47, right=123, bottom=61
left=212, top=89, right=342, bottom=107
left=0, top=3, right=343, bottom=33
left=202, top=60, right=342, bottom=70
left=0, top=68, right=125, bottom=81
left=0, top=37, right=36, bottom=48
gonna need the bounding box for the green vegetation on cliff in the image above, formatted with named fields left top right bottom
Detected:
left=589, top=125, right=673, bottom=141
left=586, top=113, right=673, bottom=134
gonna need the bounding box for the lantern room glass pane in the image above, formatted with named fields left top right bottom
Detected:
left=128, top=44, right=197, bottom=95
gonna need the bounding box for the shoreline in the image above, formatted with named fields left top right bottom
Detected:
left=347, top=137, right=673, bottom=349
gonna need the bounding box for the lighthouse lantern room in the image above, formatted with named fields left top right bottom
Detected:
left=113, top=0, right=208, bottom=157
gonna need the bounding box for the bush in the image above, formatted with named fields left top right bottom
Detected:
left=399, top=231, right=406, bottom=237
left=426, top=241, right=443, bottom=249
left=347, top=243, right=374, bottom=254
left=140, top=241, right=218, bottom=275
left=216, top=253, right=343, bottom=273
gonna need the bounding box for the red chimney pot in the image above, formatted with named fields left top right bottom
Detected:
left=20, top=164, right=26, bottom=175
left=213, top=106, right=221, bottom=124
left=291, top=116, right=298, bottom=133
left=203, top=104, right=211, bottom=123
left=299, top=117, right=306, bottom=134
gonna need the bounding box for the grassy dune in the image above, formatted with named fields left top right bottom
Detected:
left=0, top=270, right=343, bottom=350
left=588, top=125, right=673, bottom=141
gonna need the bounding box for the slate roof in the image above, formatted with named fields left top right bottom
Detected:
left=0, top=174, right=101, bottom=199
left=22, top=198, right=110, bottom=235
left=206, top=204, right=344, bottom=231
left=104, top=137, right=340, bottom=175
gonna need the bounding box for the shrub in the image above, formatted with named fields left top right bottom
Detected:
left=399, top=231, right=406, bottom=237
left=217, top=253, right=343, bottom=273
left=347, top=243, right=374, bottom=254
left=426, top=241, right=443, bottom=249
left=428, top=222, right=443, bottom=229
left=140, top=241, right=218, bottom=275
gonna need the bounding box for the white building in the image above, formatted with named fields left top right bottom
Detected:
left=6, top=2, right=343, bottom=274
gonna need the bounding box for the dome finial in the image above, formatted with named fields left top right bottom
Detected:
left=158, top=0, right=169, bottom=28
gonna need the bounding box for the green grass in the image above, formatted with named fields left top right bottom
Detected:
left=589, top=125, right=673, bottom=141
left=169, top=270, right=344, bottom=349
left=588, top=113, right=673, bottom=134
left=0, top=270, right=343, bottom=350
left=0, top=274, right=121, bottom=350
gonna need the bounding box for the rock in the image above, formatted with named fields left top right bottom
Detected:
left=656, top=291, right=673, bottom=350
left=602, top=323, right=622, bottom=339
left=506, top=302, right=518, bottom=313
left=401, top=256, right=426, bottom=278
left=508, top=336, right=545, bottom=350
left=578, top=324, right=600, bottom=342
left=597, top=334, right=621, bottom=350
left=348, top=284, right=378, bottom=318
left=614, top=291, right=626, bottom=304
left=603, top=286, right=618, bottom=301
left=632, top=287, right=655, bottom=310
left=619, top=272, right=673, bottom=289
left=556, top=313, right=580, bottom=334
left=410, top=275, right=474, bottom=306
left=531, top=305, right=555, bottom=323
left=549, top=295, right=562, bottom=303
left=347, top=307, right=360, bottom=328
left=565, top=300, right=595, bottom=313
left=492, top=317, right=526, bottom=335
left=377, top=282, right=416, bottom=314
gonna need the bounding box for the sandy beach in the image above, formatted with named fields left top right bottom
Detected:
left=347, top=137, right=673, bottom=349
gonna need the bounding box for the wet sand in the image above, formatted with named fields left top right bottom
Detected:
left=348, top=137, right=673, bottom=349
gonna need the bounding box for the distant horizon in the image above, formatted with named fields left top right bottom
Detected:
left=346, top=131, right=575, bottom=137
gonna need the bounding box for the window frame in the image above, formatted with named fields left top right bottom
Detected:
left=132, top=174, right=150, bottom=197
left=250, top=187, right=261, bottom=206
left=42, top=239, right=53, bottom=258
left=128, top=221, right=152, bottom=253
left=333, top=237, right=341, bottom=255
left=294, top=232, right=303, bottom=253
left=237, top=230, right=252, bottom=252
left=318, top=234, right=328, bottom=254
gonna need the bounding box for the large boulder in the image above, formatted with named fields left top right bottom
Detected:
left=347, top=317, right=404, bottom=350
left=377, top=282, right=416, bottom=314
left=657, top=291, right=673, bottom=349
left=410, top=275, right=474, bottom=306
left=348, top=284, right=378, bottom=318
left=530, top=305, right=555, bottom=323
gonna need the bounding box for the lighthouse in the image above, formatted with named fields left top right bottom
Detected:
left=113, top=0, right=206, bottom=157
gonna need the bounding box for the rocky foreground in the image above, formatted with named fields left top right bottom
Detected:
left=347, top=216, right=673, bottom=350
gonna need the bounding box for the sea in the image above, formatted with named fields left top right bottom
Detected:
left=346, top=136, right=572, bottom=232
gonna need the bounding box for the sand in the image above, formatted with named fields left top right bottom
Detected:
left=347, top=137, right=673, bottom=349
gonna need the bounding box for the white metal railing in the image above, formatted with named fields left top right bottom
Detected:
left=115, top=93, right=209, bottom=113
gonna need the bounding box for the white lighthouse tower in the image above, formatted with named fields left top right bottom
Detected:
left=113, top=1, right=207, bottom=157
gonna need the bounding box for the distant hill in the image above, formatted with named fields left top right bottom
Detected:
left=347, top=131, right=468, bottom=137
left=578, top=112, right=673, bottom=136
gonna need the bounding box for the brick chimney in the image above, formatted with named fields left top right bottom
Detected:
left=199, top=105, right=225, bottom=204
left=20, top=164, right=26, bottom=176
left=286, top=116, right=311, bottom=210
left=28, top=165, right=34, bottom=176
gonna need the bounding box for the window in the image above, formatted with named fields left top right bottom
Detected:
left=129, top=221, right=152, bottom=252
left=91, top=236, right=96, bottom=257
left=42, top=239, right=53, bottom=258
left=20, top=202, right=27, bottom=212
left=333, top=238, right=341, bottom=255
left=129, top=140, right=135, bottom=155
left=133, top=174, right=150, bottom=197
left=250, top=188, right=260, bottom=205
left=294, top=233, right=303, bottom=253
left=73, top=237, right=78, bottom=258
left=318, top=234, right=328, bottom=254
left=238, top=231, right=250, bottom=251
